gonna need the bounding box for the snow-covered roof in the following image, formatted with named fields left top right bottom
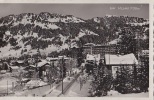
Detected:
left=105, top=53, right=138, bottom=65
left=26, top=80, right=47, bottom=87
left=37, top=60, right=49, bottom=67
left=29, top=65, right=36, bottom=68
left=16, top=60, right=24, bottom=64
left=10, top=66, right=19, bottom=69
left=84, top=43, right=95, bottom=46
left=58, top=56, right=70, bottom=60
left=46, top=57, right=59, bottom=61
left=108, top=38, right=121, bottom=45
left=86, top=54, right=100, bottom=63
left=86, top=54, right=95, bottom=61
left=141, top=50, right=149, bottom=56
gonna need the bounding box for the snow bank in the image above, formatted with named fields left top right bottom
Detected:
left=63, top=77, right=72, bottom=82
left=25, top=80, right=47, bottom=88
left=39, top=80, right=48, bottom=86
left=37, top=60, right=49, bottom=67
left=107, top=90, right=121, bottom=96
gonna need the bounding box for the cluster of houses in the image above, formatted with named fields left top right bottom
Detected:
left=0, top=56, right=78, bottom=89
left=0, top=43, right=148, bottom=91
left=83, top=43, right=149, bottom=79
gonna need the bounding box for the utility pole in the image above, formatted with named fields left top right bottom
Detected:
left=52, top=60, right=54, bottom=88
left=61, top=56, right=64, bottom=94
left=91, top=46, right=92, bottom=54
left=36, top=48, right=39, bottom=79
left=137, top=31, right=141, bottom=66
left=7, top=80, right=8, bottom=95
left=109, top=46, right=110, bottom=69
left=49, top=59, right=52, bottom=88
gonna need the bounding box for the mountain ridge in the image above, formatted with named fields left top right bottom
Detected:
left=0, top=12, right=149, bottom=58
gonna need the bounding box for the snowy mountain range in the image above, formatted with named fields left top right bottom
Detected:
left=0, top=12, right=149, bottom=58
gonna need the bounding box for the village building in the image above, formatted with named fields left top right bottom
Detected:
left=15, top=60, right=25, bottom=67
left=139, top=50, right=149, bottom=75
left=104, top=53, right=138, bottom=78
left=82, top=43, right=124, bottom=59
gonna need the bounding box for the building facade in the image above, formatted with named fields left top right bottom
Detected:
left=83, top=43, right=123, bottom=58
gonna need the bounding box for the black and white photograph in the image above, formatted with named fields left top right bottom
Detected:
left=0, top=3, right=149, bottom=97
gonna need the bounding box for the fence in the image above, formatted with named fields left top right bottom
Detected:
left=0, top=81, right=16, bottom=97
left=57, top=72, right=80, bottom=97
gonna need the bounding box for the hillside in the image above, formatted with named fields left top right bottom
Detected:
left=0, top=13, right=149, bottom=58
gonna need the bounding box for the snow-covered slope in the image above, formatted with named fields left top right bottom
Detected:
left=0, top=12, right=149, bottom=58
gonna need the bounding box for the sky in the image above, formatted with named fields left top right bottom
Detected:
left=0, top=4, right=149, bottom=19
